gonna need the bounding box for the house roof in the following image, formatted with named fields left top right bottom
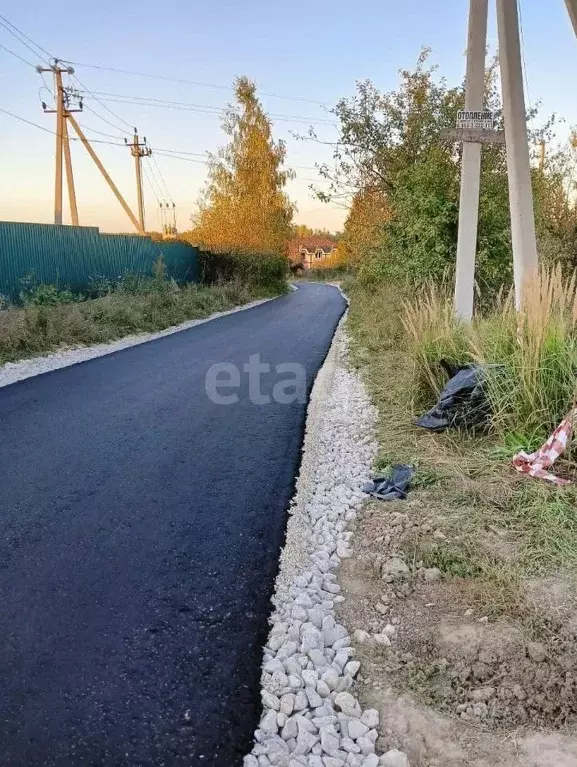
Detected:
left=287, top=236, right=337, bottom=262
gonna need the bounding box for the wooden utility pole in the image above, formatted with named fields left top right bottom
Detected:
left=496, top=0, right=538, bottom=308
left=62, top=110, right=79, bottom=225
left=38, top=60, right=82, bottom=225
left=454, top=0, right=489, bottom=321
left=127, top=130, right=151, bottom=233
left=66, top=113, right=144, bottom=234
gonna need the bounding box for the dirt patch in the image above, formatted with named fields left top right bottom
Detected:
left=337, top=504, right=577, bottom=766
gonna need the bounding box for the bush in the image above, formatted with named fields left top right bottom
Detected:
left=197, top=247, right=288, bottom=290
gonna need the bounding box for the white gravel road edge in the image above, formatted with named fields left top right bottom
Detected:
left=245, top=299, right=404, bottom=767
left=0, top=290, right=292, bottom=389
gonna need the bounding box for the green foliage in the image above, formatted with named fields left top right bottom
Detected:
left=20, top=275, right=83, bottom=307
left=318, top=50, right=577, bottom=298
left=197, top=247, right=288, bottom=291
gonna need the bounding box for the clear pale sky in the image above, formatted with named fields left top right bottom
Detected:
left=1, top=0, right=577, bottom=234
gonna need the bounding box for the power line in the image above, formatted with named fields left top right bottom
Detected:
left=64, top=59, right=328, bottom=107
left=71, top=75, right=134, bottom=132
left=0, top=41, right=36, bottom=68
left=0, top=15, right=50, bottom=64
left=81, top=93, right=337, bottom=126
left=0, top=12, right=52, bottom=60
left=0, top=106, right=54, bottom=134
left=0, top=107, right=126, bottom=146
left=142, top=160, right=164, bottom=203
left=81, top=102, right=131, bottom=135
left=77, top=121, right=126, bottom=140
left=150, top=153, right=174, bottom=203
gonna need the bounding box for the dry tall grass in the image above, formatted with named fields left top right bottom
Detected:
left=402, top=266, right=577, bottom=442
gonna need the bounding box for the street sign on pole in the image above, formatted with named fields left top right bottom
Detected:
left=456, top=109, right=495, bottom=130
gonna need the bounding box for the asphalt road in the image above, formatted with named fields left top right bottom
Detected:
left=0, top=283, right=347, bottom=767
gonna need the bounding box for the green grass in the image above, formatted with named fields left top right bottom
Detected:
left=345, top=276, right=577, bottom=621
left=0, top=277, right=285, bottom=365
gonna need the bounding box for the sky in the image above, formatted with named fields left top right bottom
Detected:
left=1, top=0, right=577, bottom=234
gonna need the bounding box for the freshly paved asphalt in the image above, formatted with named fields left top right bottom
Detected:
left=0, top=283, right=346, bottom=767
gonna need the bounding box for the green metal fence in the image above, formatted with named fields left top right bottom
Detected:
left=0, top=221, right=199, bottom=301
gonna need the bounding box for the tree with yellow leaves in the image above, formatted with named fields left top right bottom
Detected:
left=190, top=77, right=295, bottom=256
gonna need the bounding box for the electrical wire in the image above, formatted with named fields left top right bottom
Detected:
left=81, top=94, right=336, bottom=126
left=0, top=107, right=127, bottom=146
left=142, top=160, right=164, bottom=203
left=71, top=75, right=134, bottom=132
left=0, top=12, right=52, bottom=60
left=0, top=41, right=37, bottom=68
left=80, top=90, right=337, bottom=126
left=0, top=15, right=50, bottom=65
left=80, top=102, right=131, bottom=135
left=0, top=106, right=55, bottom=134
left=150, top=153, right=174, bottom=203
left=63, top=59, right=328, bottom=106
left=77, top=121, right=126, bottom=140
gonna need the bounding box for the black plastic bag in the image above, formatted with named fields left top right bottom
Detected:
left=416, top=361, right=493, bottom=432
left=362, top=464, right=415, bottom=501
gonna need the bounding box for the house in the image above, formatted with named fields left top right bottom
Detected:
left=288, top=237, right=338, bottom=270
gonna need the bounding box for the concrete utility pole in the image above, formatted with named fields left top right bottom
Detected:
left=496, top=0, right=538, bottom=308
left=38, top=60, right=81, bottom=225
left=128, top=130, right=151, bottom=233
left=454, top=0, right=489, bottom=321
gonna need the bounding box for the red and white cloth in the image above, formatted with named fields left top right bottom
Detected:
left=512, top=408, right=577, bottom=486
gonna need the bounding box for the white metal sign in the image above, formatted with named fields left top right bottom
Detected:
left=456, top=110, right=494, bottom=130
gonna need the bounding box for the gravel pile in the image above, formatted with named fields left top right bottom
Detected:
left=0, top=295, right=277, bottom=389
left=246, top=313, right=408, bottom=767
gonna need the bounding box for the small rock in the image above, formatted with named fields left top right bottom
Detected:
left=363, top=756, right=379, bottom=767
left=353, top=629, right=370, bottom=644
left=379, top=749, right=410, bottom=767
left=478, top=616, right=489, bottom=625
left=347, top=719, right=369, bottom=740
left=281, top=717, right=298, bottom=740
left=261, top=709, right=279, bottom=735
left=320, top=724, right=340, bottom=755
left=321, top=668, right=340, bottom=690
left=316, top=679, right=331, bottom=697
left=344, top=661, right=361, bottom=678
left=360, top=709, right=379, bottom=728
left=423, top=568, right=441, bottom=583
left=382, top=558, right=410, bottom=579
left=373, top=633, right=391, bottom=647
left=280, top=693, right=295, bottom=716
left=334, top=691, right=361, bottom=717
left=470, top=687, right=495, bottom=702
left=262, top=691, right=281, bottom=711
left=527, top=641, right=547, bottom=663
left=464, top=608, right=473, bottom=617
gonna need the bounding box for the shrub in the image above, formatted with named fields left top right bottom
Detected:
left=197, top=247, right=288, bottom=290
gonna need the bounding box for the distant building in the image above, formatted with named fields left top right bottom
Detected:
left=288, top=237, right=338, bottom=269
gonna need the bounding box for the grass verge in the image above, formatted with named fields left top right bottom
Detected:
left=0, top=276, right=286, bottom=365
left=344, top=277, right=577, bottom=622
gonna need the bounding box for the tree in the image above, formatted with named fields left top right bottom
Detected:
left=337, top=189, right=389, bottom=267
left=315, top=50, right=577, bottom=294
left=189, top=77, right=295, bottom=256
